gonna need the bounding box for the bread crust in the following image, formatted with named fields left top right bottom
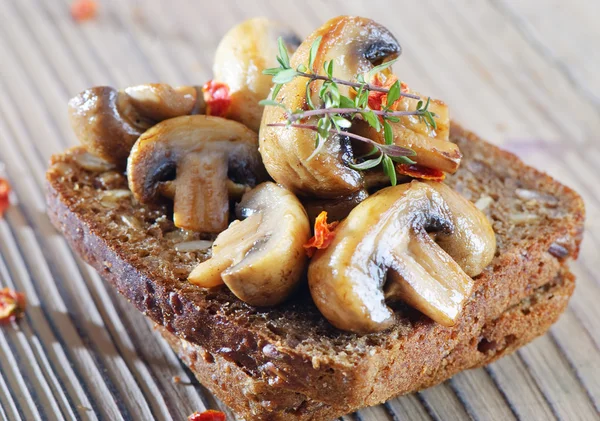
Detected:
left=45, top=123, right=585, bottom=414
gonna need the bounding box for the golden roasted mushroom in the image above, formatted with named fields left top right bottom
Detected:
left=308, top=181, right=496, bottom=333
left=260, top=16, right=401, bottom=198
left=68, top=84, right=203, bottom=166
left=352, top=92, right=462, bottom=174
left=127, top=115, right=267, bottom=233
left=213, top=17, right=300, bottom=131
left=188, top=182, right=310, bottom=306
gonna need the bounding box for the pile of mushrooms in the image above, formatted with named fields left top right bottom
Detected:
left=67, top=16, right=497, bottom=334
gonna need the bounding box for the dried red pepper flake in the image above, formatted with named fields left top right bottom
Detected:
left=303, top=211, right=339, bottom=258
left=0, top=178, right=11, bottom=218
left=0, top=288, right=26, bottom=324
left=366, top=73, right=409, bottom=112
left=396, top=164, right=445, bottom=182
left=71, top=0, right=98, bottom=22
left=188, top=410, right=226, bottom=421
left=202, top=80, right=231, bottom=118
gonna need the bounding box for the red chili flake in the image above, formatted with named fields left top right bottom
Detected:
left=188, top=410, right=226, bottom=421
left=366, top=73, right=409, bottom=112
left=202, top=81, right=231, bottom=118
left=71, top=0, right=98, bottom=22
left=0, top=288, right=26, bottom=324
left=0, top=178, right=11, bottom=218
left=396, top=164, right=445, bottom=182
left=303, top=211, right=339, bottom=258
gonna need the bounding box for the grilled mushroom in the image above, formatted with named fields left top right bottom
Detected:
left=127, top=115, right=267, bottom=233
left=188, top=182, right=310, bottom=306
left=213, top=17, right=300, bottom=131
left=352, top=93, right=462, bottom=174
left=260, top=16, right=401, bottom=198
left=68, top=84, right=203, bottom=167
left=308, top=181, right=496, bottom=333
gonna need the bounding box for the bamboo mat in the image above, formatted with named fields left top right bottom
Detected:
left=0, top=0, right=599, bottom=420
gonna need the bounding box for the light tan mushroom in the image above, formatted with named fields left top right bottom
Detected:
left=259, top=16, right=402, bottom=198
left=127, top=115, right=267, bottom=233
left=213, top=17, right=300, bottom=131
left=188, top=182, right=310, bottom=306
left=308, top=181, right=496, bottom=333
left=68, top=84, right=203, bottom=167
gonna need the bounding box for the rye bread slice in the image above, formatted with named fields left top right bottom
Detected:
left=45, top=123, right=585, bottom=411
left=159, top=269, right=575, bottom=420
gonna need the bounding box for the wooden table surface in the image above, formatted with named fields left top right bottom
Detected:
left=0, top=0, right=598, bottom=420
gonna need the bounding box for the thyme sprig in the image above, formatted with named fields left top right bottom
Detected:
left=261, top=36, right=438, bottom=185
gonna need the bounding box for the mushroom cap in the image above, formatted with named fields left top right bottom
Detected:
left=68, top=84, right=202, bottom=167
left=124, top=84, right=199, bottom=121
left=68, top=86, right=146, bottom=166
left=127, top=115, right=265, bottom=204
left=308, top=181, right=496, bottom=333
left=259, top=16, right=401, bottom=198
left=213, top=17, right=300, bottom=131
left=188, top=182, right=310, bottom=306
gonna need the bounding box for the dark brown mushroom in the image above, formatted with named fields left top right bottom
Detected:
left=68, top=83, right=203, bottom=167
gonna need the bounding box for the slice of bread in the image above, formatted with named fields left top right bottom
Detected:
left=159, top=269, right=575, bottom=420
left=45, top=123, right=585, bottom=419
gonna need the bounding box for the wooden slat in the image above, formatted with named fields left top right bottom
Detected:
left=0, top=1, right=598, bottom=420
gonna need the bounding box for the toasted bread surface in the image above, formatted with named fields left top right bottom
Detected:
left=45, top=123, right=584, bottom=412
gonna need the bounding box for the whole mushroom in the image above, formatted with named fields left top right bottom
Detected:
left=127, top=115, right=267, bottom=233
left=69, top=83, right=203, bottom=167
left=259, top=16, right=402, bottom=198
left=188, top=182, right=310, bottom=306
left=308, top=181, right=496, bottom=333
left=212, top=17, right=301, bottom=131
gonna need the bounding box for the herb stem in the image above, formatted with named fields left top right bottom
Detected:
left=266, top=123, right=413, bottom=155
left=289, top=107, right=426, bottom=122
left=295, top=71, right=421, bottom=100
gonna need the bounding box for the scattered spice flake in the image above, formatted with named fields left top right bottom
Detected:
left=202, top=81, right=231, bottom=118
left=0, top=178, right=10, bottom=218
left=0, top=288, right=26, bottom=324
left=172, top=376, right=181, bottom=384
left=396, top=164, right=445, bottom=182
left=71, top=0, right=98, bottom=22
left=367, top=73, right=408, bottom=112
left=188, top=410, right=226, bottom=421
left=303, top=211, right=339, bottom=258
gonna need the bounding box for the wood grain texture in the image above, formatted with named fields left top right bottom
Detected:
left=0, top=0, right=598, bottom=420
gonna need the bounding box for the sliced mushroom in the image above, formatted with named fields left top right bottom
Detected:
left=308, top=181, right=496, bottom=333
left=188, top=182, right=310, bottom=306
left=260, top=16, right=401, bottom=198
left=213, top=18, right=300, bottom=131
left=127, top=115, right=267, bottom=233
left=352, top=93, right=462, bottom=174
left=68, top=83, right=203, bottom=167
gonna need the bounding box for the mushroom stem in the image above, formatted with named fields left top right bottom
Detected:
left=385, top=229, right=474, bottom=327
left=173, top=151, right=229, bottom=233
left=188, top=214, right=263, bottom=287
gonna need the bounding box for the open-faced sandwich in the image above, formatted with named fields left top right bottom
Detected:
left=46, top=16, right=585, bottom=421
